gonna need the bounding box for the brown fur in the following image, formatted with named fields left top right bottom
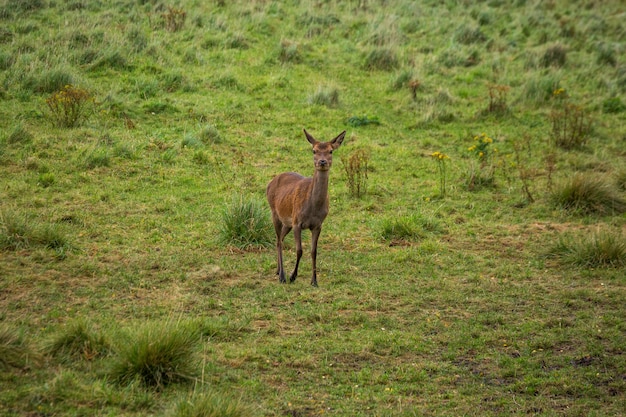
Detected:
left=266, top=129, right=346, bottom=286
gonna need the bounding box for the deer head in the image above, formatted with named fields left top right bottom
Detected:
left=304, top=129, right=345, bottom=171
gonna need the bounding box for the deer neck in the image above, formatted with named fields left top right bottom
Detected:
left=309, top=169, right=330, bottom=209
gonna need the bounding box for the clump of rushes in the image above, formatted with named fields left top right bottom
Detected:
left=308, top=84, right=339, bottom=108
left=219, top=197, right=273, bottom=250
left=109, top=321, right=199, bottom=389
left=162, top=6, right=186, bottom=32
left=47, top=319, right=111, bottom=361
left=430, top=151, right=449, bottom=198
left=0, top=324, right=39, bottom=370
left=550, top=173, right=626, bottom=215
left=550, top=229, right=626, bottom=268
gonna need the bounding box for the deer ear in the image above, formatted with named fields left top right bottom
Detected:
left=304, top=129, right=317, bottom=145
left=331, top=131, right=346, bottom=149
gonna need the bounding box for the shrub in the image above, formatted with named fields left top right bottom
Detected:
left=109, top=321, right=199, bottom=389
left=550, top=101, right=592, bottom=150
left=550, top=230, right=626, bottom=268
left=342, top=148, right=370, bottom=198
left=307, top=85, right=339, bottom=108
left=47, top=319, right=111, bottom=361
left=168, top=391, right=252, bottom=417
left=363, top=47, right=399, bottom=71
left=218, top=197, right=272, bottom=250
left=550, top=173, right=626, bottom=215
left=46, top=84, right=95, bottom=128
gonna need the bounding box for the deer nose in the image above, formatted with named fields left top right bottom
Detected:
left=319, top=159, right=327, bottom=166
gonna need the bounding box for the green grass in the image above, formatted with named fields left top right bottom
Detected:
left=1, top=0, right=625, bottom=416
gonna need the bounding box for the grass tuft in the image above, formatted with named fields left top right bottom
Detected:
left=109, top=321, right=199, bottom=389
left=550, top=230, right=626, bottom=268
left=550, top=174, right=626, bottom=215
left=363, top=47, right=399, bottom=71
left=168, top=390, right=252, bottom=417
left=7, top=123, right=33, bottom=144
left=307, top=84, right=339, bottom=108
left=0, top=324, right=38, bottom=370
left=47, top=319, right=112, bottom=361
left=0, top=211, right=73, bottom=253
left=218, top=197, right=273, bottom=250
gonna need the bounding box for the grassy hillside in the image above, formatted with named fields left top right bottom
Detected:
left=1, top=0, right=625, bottom=415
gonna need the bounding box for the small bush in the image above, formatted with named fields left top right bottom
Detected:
left=109, top=321, right=199, bottom=389
left=550, top=173, right=626, bottom=215
left=48, top=319, right=111, bottom=361
left=219, top=197, right=272, bottom=250
left=46, top=84, right=95, bottom=128
left=550, top=230, right=626, bottom=268
left=363, top=47, right=399, bottom=71
left=550, top=102, right=592, bottom=150
left=307, top=85, right=339, bottom=108
left=342, top=148, right=370, bottom=198
left=168, top=391, right=252, bottom=417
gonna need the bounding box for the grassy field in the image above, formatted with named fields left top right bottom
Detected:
left=1, top=0, right=625, bottom=415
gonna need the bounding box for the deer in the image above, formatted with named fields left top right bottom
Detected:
left=266, top=129, right=346, bottom=287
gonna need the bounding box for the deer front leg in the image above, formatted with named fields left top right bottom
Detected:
left=277, top=224, right=291, bottom=284
left=310, top=227, right=321, bottom=287
left=289, top=226, right=303, bottom=283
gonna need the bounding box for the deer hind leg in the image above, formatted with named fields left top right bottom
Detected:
left=289, top=226, right=303, bottom=283
left=310, top=226, right=322, bottom=287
